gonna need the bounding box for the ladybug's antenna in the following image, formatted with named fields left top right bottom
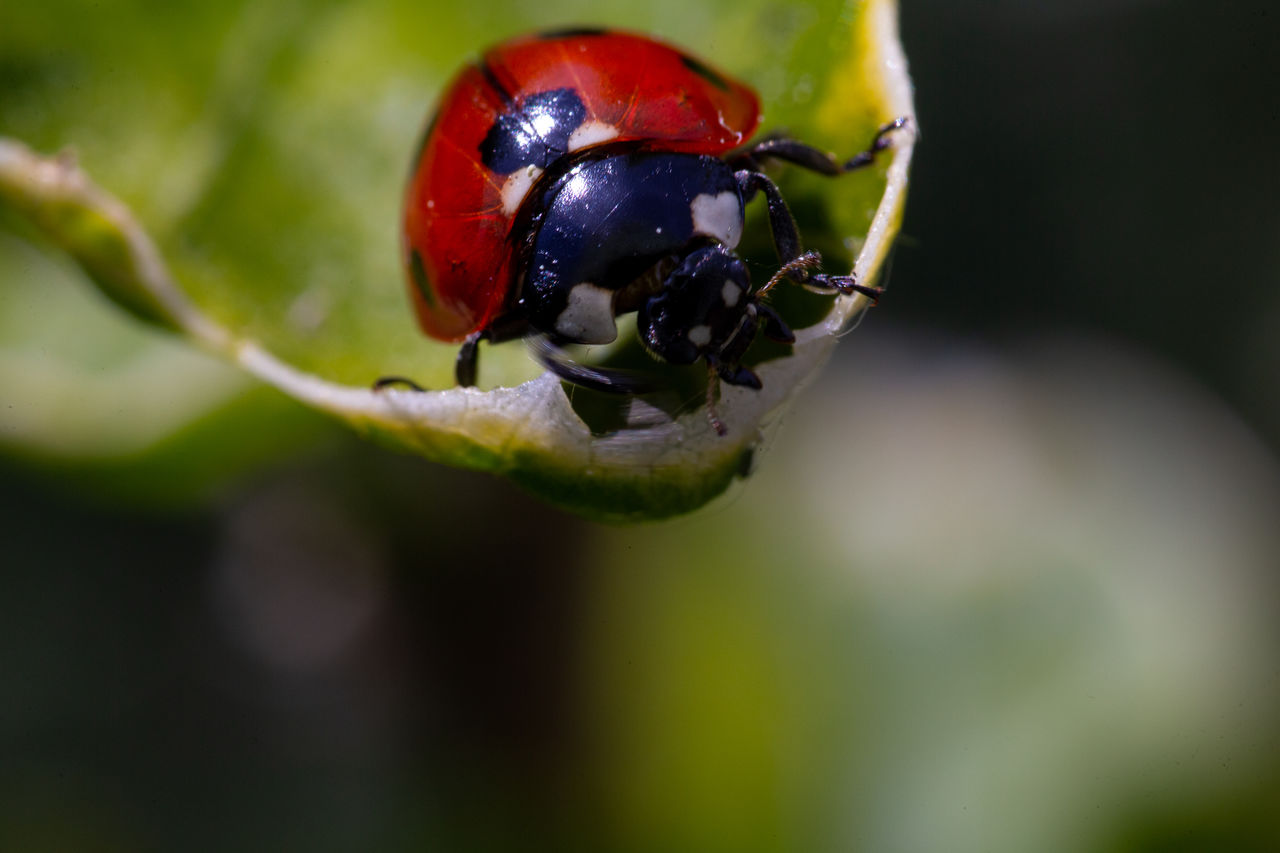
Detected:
left=705, top=365, right=728, bottom=437
left=758, top=251, right=824, bottom=298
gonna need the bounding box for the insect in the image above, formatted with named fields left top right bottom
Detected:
left=384, top=28, right=905, bottom=434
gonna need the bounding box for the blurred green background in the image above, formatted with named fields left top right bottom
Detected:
left=2, top=0, right=1278, bottom=851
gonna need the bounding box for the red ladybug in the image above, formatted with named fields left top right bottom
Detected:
left=387, top=28, right=904, bottom=434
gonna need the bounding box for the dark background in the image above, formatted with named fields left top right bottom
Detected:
left=2, top=1, right=1278, bottom=850
left=887, top=0, right=1279, bottom=444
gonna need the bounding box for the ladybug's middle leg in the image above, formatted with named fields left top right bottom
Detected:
left=732, top=117, right=908, bottom=176
left=526, top=336, right=655, bottom=395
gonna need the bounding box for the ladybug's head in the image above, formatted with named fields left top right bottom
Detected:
left=637, top=246, right=795, bottom=389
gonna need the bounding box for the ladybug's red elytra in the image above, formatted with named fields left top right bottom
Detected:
left=383, top=28, right=905, bottom=435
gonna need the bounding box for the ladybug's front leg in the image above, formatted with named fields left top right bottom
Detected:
left=735, top=170, right=883, bottom=301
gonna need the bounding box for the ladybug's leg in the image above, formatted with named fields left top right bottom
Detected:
left=527, top=336, right=655, bottom=395
left=455, top=331, right=485, bottom=387
left=454, top=313, right=533, bottom=387
left=734, top=117, right=907, bottom=176
left=373, top=376, right=427, bottom=392
left=756, top=302, right=796, bottom=343
left=735, top=170, right=883, bottom=301
left=736, top=169, right=802, bottom=261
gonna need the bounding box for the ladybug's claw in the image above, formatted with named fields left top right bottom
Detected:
left=842, top=116, right=910, bottom=169
left=818, top=275, right=884, bottom=303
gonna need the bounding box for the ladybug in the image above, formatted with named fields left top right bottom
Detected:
left=385, top=28, right=905, bottom=434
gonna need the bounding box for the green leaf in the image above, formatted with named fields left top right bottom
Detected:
left=0, top=0, right=915, bottom=521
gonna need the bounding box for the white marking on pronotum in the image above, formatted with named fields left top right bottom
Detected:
left=721, top=279, right=742, bottom=307
left=690, top=191, right=742, bottom=248
left=501, top=165, right=543, bottom=215
left=568, top=120, right=619, bottom=152
left=555, top=282, right=618, bottom=344
left=687, top=325, right=712, bottom=347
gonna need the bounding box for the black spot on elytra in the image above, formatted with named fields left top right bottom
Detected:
left=537, top=27, right=608, bottom=40
left=408, top=248, right=435, bottom=307
left=479, top=59, right=515, bottom=105
left=680, top=55, right=730, bottom=91
left=407, top=111, right=438, bottom=180
left=479, top=88, right=587, bottom=175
